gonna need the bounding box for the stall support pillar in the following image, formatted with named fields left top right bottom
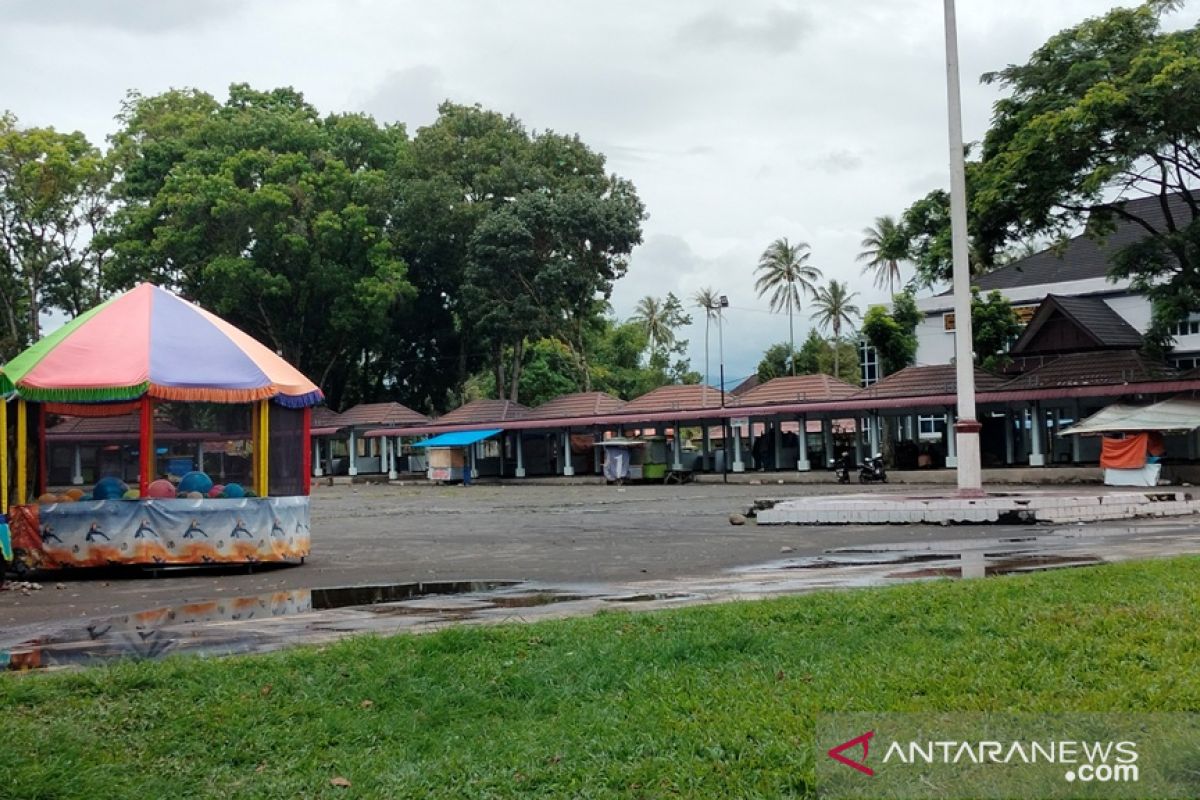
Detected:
left=797, top=415, right=811, bottom=471
left=772, top=421, right=783, bottom=471
left=348, top=430, right=359, bottom=476
left=821, top=418, right=834, bottom=468
left=1004, top=410, right=1015, bottom=466
left=1029, top=404, right=1046, bottom=466
left=196, top=441, right=205, bottom=475
left=325, top=439, right=334, bottom=477
left=71, top=444, right=84, bottom=485
left=514, top=433, right=526, bottom=478
left=701, top=425, right=711, bottom=471
left=313, top=438, right=324, bottom=477
left=747, top=419, right=757, bottom=470
left=138, top=397, right=153, bottom=497
left=732, top=424, right=745, bottom=473
left=853, top=416, right=864, bottom=466
left=945, top=407, right=958, bottom=467
left=593, top=431, right=602, bottom=473
left=562, top=431, right=574, bottom=477
left=868, top=413, right=880, bottom=457
left=672, top=421, right=684, bottom=471
left=1071, top=401, right=1082, bottom=463
left=387, top=437, right=399, bottom=480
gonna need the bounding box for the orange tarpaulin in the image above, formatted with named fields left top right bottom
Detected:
left=1101, top=434, right=1153, bottom=469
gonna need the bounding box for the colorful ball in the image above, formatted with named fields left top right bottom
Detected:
left=147, top=479, right=176, bottom=499
left=65, top=488, right=84, bottom=500
left=208, top=484, right=225, bottom=499
left=56, top=494, right=75, bottom=503
left=222, top=483, right=245, bottom=499
left=38, top=492, right=58, bottom=504
left=243, top=489, right=258, bottom=498
left=93, top=477, right=128, bottom=501
left=122, top=489, right=141, bottom=500
left=178, top=471, right=213, bottom=495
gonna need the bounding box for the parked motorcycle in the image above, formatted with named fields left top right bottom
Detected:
left=858, top=454, right=888, bottom=484
left=830, top=452, right=852, bottom=484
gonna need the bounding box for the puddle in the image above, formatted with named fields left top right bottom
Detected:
left=888, top=553, right=1104, bottom=580
left=310, top=581, right=518, bottom=610
left=783, top=552, right=954, bottom=569
left=606, top=592, right=695, bottom=603
left=490, top=592, right=592, bottom=608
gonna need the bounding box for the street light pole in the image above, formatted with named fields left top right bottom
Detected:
left=943, top=0, right=983, bottom=496
left=719, top=294, right=730, bottom=483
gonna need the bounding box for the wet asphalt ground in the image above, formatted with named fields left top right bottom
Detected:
left=3, top=481, right=1200, bottom=637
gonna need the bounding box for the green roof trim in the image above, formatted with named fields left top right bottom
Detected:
left=0, top=297, right=119, bottom=394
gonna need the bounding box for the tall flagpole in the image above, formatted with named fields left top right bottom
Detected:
left=943, top=0, right=983, bottom=496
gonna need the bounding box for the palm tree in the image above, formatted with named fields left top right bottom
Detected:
left=857, top=215, right=908, bottom=295
left=630, top=295, right=673, bottom=354
left=810, top=280, right=861, bottom=379
left=692, top=287, right=720, bottom=386
left=754, top=238, right=822, bottom=375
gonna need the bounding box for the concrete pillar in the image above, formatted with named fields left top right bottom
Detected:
left=515, top=432, right=526, bottom=478
left=854, top=417, right=864, bottom=465
left=868, top=413, right=880, bottom=456
left=772, top=421, right=783, bottom=471
left=71, top=444, right=84, bottom=485
left=1071, top=401, right=1082, bottom=463
left=348, top=430, right=359, bottom=476
left=821, top=418, right=834, bottom=467
left=313, top=437, right=324, bottom=477
left=326, top=439, right=334, bottom=477
left=593, top=431, right=602, bottom=473
left=702, top=425, right=711, bottom=472
left=1052, top=408, right=1063, bottom=464
left=1004, top=410, right=1015, bottom=466
left=746, top=419, right=757, bottom=470
left=945, top=407, right=958, bottom=468
left=672, top=421, right=684, bottom=471
left=562, top=430, right=575, bottom=477
left=801, top=417, right=811, bottom=472
left=394, top=437, right=402, bottom=474
left=1029, top=403, right=1045, bottom=467
left=732, top=423, right=745, bottom=472
left=469, top=446, right=477, bottom=479
left=197, top=441, right=205, bottom=474
left=386, top=436, right=398, bottom=480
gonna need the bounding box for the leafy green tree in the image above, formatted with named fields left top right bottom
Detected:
left=971, top=288, right=1021, bottom=372
left=0, top=112, right=110, bottom=353
left=103, top=85, right=413, bottom=407
left=756, top=330, right=858, bottom=385
left=755, top=237, right=822, bottom=373
left=518, top=338, right=582, bottom=406
left=629, top=293, right=691, bottom=368
left=810, top=279, right=861, bottom=377
left=970, top=1, right=1200, bottom=348
left=857, top=215, right=907, bottom=295
left=862, top=290, right=919, bottom=376
left=756, top=342, right=798, bottom=383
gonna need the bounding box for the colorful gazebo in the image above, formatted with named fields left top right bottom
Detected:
left=0, top=283, right=324, bottom=571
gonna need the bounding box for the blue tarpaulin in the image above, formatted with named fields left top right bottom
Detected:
left=411, top=429, right=502, bottom=448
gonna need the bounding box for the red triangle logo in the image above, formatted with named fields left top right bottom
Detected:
left=827, top=730, right=875, bottom=776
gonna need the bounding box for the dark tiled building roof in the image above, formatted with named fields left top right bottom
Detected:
left=736, top=374, right=859, bottom=406
left=435, top=399, right=529, bottom=426
left=998, top=351, right=1179, bottom=392
left=311, top=406, right=342, bottom=429
left=965, top=193, right=1195, bottom=292
left=328, top=402, right=429, bottom=428
left=524, top=392, right=626, bottom=421
left=621, top=384, right=722, bottom=414
left=851, top=364, right=1007, bottom=400
left=729, top=375, right=759, bottom=396
left=1012, top=295, right=1142, bottom=353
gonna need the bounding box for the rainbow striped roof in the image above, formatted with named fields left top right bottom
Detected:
left=0, top=284, right=323, bottom=408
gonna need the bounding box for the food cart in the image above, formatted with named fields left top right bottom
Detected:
left=0, top=283, right=324, bottom=571
left=412, top=429, right=501, bottom=484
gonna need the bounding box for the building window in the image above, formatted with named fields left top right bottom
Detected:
left=1170, top=316, right=1200, bottom=337
left=859, top=340, right=879, bottom=386
left=1171, top=355, right=1200, bottom=371
left=918, top=414, right=946, bottom=439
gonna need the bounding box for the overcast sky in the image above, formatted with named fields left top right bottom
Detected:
left=0, top=0, right=1158, bottom=385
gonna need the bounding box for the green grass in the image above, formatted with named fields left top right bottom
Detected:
left=3, top=557, right=1200, bottom=799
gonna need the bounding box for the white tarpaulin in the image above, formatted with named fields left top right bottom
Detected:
left=1062, top=396, right=1200, bottom=436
